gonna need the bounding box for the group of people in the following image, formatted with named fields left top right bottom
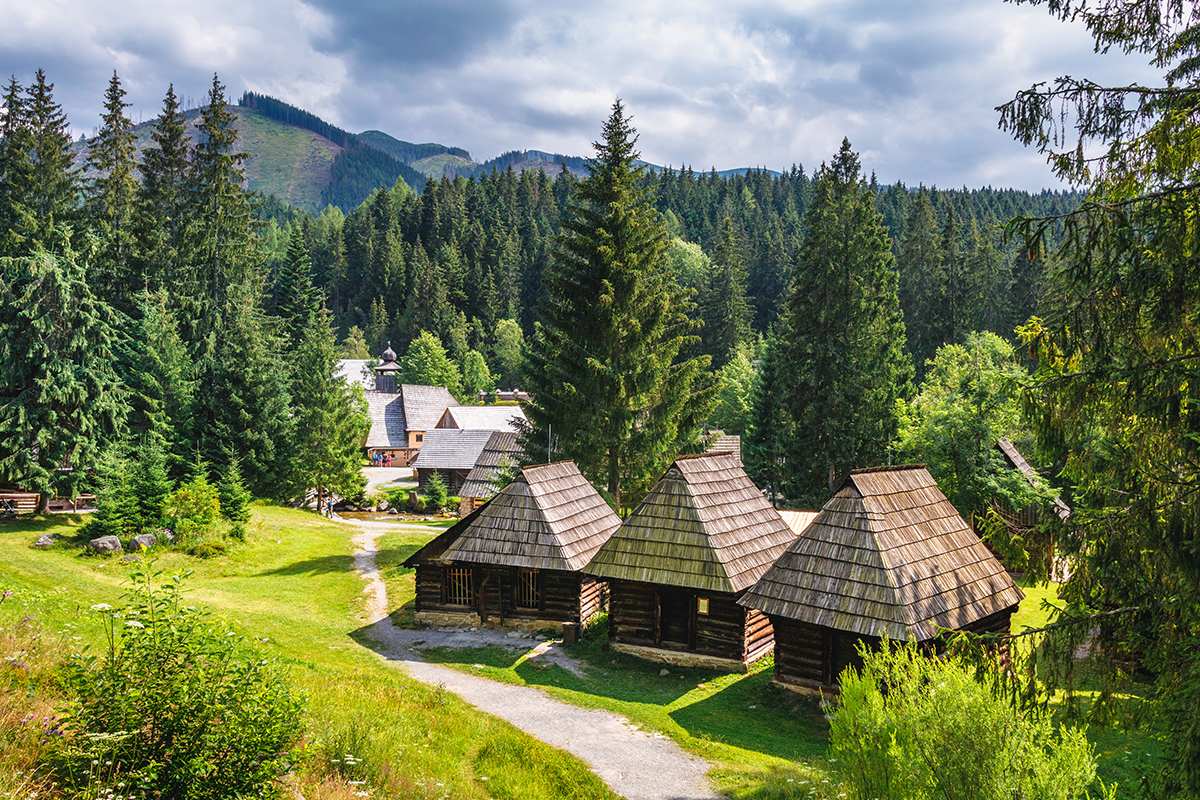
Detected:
left=371, top=452, right=394, bottom=468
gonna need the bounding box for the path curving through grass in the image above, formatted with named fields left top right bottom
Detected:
left=350, top=524, right=721, bottom=800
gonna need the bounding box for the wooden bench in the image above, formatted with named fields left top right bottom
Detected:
left=46, top=494, right=97, bottom=512
left=0, top=493, right=40, bottom=515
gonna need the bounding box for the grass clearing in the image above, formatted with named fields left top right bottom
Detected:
left=0, top=508, right=617, bottom=800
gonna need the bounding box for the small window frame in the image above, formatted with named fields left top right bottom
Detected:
left=696, top=597, right=710, bottom=616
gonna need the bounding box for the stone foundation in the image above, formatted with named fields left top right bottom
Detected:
left=610, top=642, right=751, bottom=673
left=414, top=610, right=564, bottom=633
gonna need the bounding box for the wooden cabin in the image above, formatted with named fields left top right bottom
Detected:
left=584, top=452, right=796, bottom=672
left=739, top=465, right=1024, bottom=695
left=410, top=429, right=496, bottom=493
left=435, top=405, right=528, bottom=431
left=362, top=382, right=459, bottom=465
left=402, top=461, right=621, bottom=630
left=458, top=431, right=520, bottom=517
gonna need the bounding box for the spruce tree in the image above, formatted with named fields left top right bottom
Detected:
left=85, top=71, right=138, bottom=311
left=897, top=186, right=943, bottom=375
left=745, top=330, right=789, bottom=505
left=135, top=84, right=193, bottom=296
left=23, top=70, right=77, bottom=253
left=276, top=226, right=321, bottom=339
left=130, top=436, right=173, bottom=530
left=777, top=139, right=911, bottom=504
left=0, top=248, right=128, bottom=510
left=291, top=309, right=369, bottom=513
left=218, top=455, right=252, bottom=522
left=0, top=76, right=31, bottom=258
left=523, top=100, right=714, bottom=510
left=696, top=216, right=752, bottom=368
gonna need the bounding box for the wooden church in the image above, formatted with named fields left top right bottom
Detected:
left=584, top=452, right=796, bottom=671
left=403, top=461, right=621, bottom=630
left=739, top=465, right=1024, bottom=694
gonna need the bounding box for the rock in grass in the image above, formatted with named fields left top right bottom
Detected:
left=33, top=533, right=55, bottom=548
left=128, top=533, right=157, bottom=552
left=89, top=536, right=122, bottom=554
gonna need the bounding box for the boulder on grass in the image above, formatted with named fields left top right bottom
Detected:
left=129, top=533, right=157, bottom=552
left=89, top=536, right=122, bottom=554
left=33, top=534, right=55, bottom=548
left=377, top=499, right=389, bottom=512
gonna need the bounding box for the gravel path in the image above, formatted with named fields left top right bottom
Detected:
left=350, top=524, right=720, bottom=800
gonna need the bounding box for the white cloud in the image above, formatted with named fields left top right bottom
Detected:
left=0, top=0, right=1161, bottom=188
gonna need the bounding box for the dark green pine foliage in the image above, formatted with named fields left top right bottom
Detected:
left=135, top=85, right=193, bottom=297
left=696, top=216, right=752, bottom=368
left=744, top=330, right=790, bottom=505
left=120, top=291, right=196, bottom=472
left=897, top=186, right=943, bottom=374
left=201, top=280, right=292, bottom=497
left=276, top=226, right=321, bottom=339
left=4, top=71, right=77, bottom=256
left=290, top=308, right=369, bottom=512
left=218, top=455, right=252, bottom=522
left=0, top=77, right=32, bottom=258
left=523, top=100, right=714, bottom=510
left=129, top=436, right=173, bottom=529
left=778, top=139, right=911, bottom=504
left=0, top=248, right=128, bottom=510
left=84, top=71, right=139, bottom=311
left=188, top=74, right=258, bottom=347
left=939, top=205, right=967, bottom=349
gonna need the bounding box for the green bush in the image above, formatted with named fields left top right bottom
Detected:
left=425, top=472, right=448, bottom=512
left=218, top=456, right=252, bottom=523
left=829, top=639, right=1107, bottom=800
left=227, top=522, right=247, bottom=542
left=166, top=468, right=220, bottom=533
left=54, top=564, right=303, bottom=799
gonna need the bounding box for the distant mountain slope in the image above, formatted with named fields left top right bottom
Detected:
left=357, top=130, right=472, bottom=165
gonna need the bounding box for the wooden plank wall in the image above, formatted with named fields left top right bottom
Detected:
left=414, top=565, right=449, bottom=611
left=693, top=593, right=751, bottom=661
left=743, top=608, right=775, bottom=662
left=539, top=570, right=583, bottom=623
left=609, top=579, right=658, bottom=645
left=0, top=493, right=39, bottom=513
left=771, top=617, right=877, bottom=687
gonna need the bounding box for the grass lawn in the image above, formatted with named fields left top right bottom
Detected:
left=0, top=508, right=618, bottom=800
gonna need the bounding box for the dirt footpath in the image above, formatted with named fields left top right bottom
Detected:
left=350, top=524, right=720, bottom=800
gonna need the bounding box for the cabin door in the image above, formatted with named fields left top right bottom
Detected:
left=656, top=588, right=694, bottom=650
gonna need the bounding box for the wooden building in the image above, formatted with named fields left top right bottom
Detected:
left=739, top=465, right=1024, bottom=695
left=403, top=461, right=621, bottom=630
left=410, top=429, right=497, bottom=493
left=584, top=452, right=796, bottom=672
left=435, top=405, right=528, bottom=431
left=457, top=431, right=520, bottom=516
left=361, top=382, right=459, bottom=465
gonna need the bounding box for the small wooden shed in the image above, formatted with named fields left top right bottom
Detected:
left=739, top=465, right=1024, bottom=695
left=403, top=461, right=621, bottom=630
left=584, top=452, right=796, bottom=671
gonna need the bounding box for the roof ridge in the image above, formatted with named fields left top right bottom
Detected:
left=850, top=464, right=926, bottom=475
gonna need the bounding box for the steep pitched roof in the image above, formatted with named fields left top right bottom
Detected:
left=436, top=405, right=528, bottom=432
left=706, top=433, right=742, bottom=465
left=411, top=429, right=496, bottom=471
left=778, top=510, right=819, bottom=536
left=407, top=461, right=621, bottom=571
left=363, top=391, right=406, bottom=448
left=401, top=384, right=459, bottom=432
left=585, top=452, right=796, bottom=593
left=739, top=465, right=1024, bottom=641
left=459, top=431, right=521, bottom=499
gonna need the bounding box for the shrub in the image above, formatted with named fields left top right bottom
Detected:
left=166, top=466, right=220, bottom=535
left=828, top=639, right=1106, bottom=800
left=218, top=456, right=252, bottom=523
left=53, top=565, right=304, bottom=799
left=227, top=522, right=247, bottom=542
left=425, top=472, right=448, bottom=512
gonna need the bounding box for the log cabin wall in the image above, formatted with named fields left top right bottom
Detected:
left=608, top=579, right=658, bottom=645
left=414, top=565, right=449, bottom=612
left=770, top=617, right=878, bottom=689
left=692, top=592, right=753, bottom=661
left=743, top=608, right=775, bottom=662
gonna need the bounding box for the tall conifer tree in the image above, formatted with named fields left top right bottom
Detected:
left=85, top=71, right=138, bottom=310
left=777, top=139, right=911, bottom=504
left=136, top=84, right=193, bottom=296
left=523, top=100, right=714, bottom=510
left=697, top=216, right=752, bottom=367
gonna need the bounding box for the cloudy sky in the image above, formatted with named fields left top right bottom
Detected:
left=1, top=0, right=1159, bottom=190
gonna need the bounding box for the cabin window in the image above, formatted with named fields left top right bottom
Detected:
left=515, top=569, right=541, bottom=609
left=446, top=567, right=472, bottom=606
left=696, top=597, right=710, bottom=615
left=416, top=433, right=424, bottom=442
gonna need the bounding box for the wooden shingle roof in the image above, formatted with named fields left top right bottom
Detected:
left=458, top=432, right=520, bottom=500
left=363, top=390, right=406, bottom=448
left=997, top=438, right=1071, bottom=520
left=436, top=405, right=528, bottom=431
left=585, top=452, right=796, bottom=593
left=408, top=461, right=621, bottom=571
left=401, top=384, right=459, bottom=431
left=411, top=429, right=497, bottom=471
left=739, top=465, right=1024, bottom=641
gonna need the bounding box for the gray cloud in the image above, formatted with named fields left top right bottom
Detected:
left=0, top=0, right=1164, bottom=189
